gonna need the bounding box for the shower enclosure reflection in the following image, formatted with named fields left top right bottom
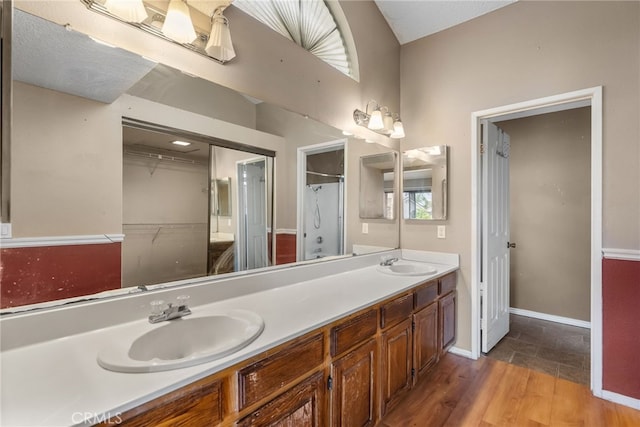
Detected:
left=299, top=144, right=345, bottom=261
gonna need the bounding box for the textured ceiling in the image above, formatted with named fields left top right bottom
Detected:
left=374, top=0, right=516, bottom=45
left=13, top=10, right=157, bottom=104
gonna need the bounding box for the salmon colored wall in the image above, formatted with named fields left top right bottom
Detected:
left=602, top=258, right=640, bottom=399
left=0, top=244, right=121, bottom=308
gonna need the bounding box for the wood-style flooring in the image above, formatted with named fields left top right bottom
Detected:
left=378, top=354, right=640, bottom=427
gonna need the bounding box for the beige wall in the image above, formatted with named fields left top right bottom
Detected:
left=400, top=1, right=639, bottom=350
left=12, top=81, right=123, bottom=236
left=498, top=107, right=591, bottom=322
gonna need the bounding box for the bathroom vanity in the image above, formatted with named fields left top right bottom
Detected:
left=0, top=250, right=458, bottom=426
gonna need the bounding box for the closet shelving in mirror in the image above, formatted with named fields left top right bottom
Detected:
left=80, top=0, right=235, bottom=64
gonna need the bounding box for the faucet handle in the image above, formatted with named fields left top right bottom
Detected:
left=149, top=300, right=166, bottom=315
left=176, top=295, right=190, bottom=308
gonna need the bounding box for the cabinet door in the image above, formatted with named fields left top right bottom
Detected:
left=439, top=291, right=457, bottom=355
left=380, top=318, right=412, bottom=416
left=237, top=371, right=325, bottom=427
left=413, top=301, right=439, bottom=383
left=331, top=339, right=377, bottom=427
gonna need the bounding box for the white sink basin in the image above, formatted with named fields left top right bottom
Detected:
left=97, top=309, right=264, bottom=373
left=377, top=261, right=438, bottom=276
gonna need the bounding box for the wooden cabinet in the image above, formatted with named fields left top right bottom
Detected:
left=380, top=317, right=412, bottom=415
left=238, top=333, right=324, bottom=410
left=105, top=375, right=224, bottom=427
left=439, top=290, right=456, bottom=355
left=330, top=339, right=377, bottom=427
left=413, top=301, right=439, bottom=382
left=237, top=371, right=326, bottom=427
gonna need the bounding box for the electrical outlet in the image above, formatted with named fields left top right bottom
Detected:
left=362, top=223, right=369, bottom=234
left=437, top=225, right=446, bottom=239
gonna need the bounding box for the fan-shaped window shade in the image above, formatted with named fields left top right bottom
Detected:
left=234, top=0, right=357, bottom=80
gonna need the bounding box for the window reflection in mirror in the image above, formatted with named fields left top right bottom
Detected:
left=359, top=152, right=398, bottom=220
left=402, top=145, right=448, bottom=220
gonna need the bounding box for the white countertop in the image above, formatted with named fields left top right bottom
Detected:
left=0, top=250, right=458, bottom=426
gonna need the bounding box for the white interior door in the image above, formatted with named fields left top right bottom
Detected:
left=237, top=158, right=267, bottom=270
left=481, top=120, right=511, bottom=353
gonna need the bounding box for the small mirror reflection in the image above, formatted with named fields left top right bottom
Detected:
left=402, top=145, right=448, bottom=220
left=359, top=152, right=398, bottom=220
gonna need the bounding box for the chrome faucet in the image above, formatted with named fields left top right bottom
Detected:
left=148, top=296, right=192, bottom=324
left=380, top=257, right=399, bottom=266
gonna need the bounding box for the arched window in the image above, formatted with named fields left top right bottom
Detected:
left=234, top=0, right=359, bottom=81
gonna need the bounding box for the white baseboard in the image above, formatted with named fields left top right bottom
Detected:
left=601, top=390, right=640, bottom=410
left=509, top=307, right=591, bottom=329
left=448, top=346, right=476, bottom=360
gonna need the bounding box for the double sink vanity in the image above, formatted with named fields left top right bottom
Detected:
left=0, top=250, right=458, bottom=426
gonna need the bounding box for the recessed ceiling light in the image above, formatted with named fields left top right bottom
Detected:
left=171, top=140, right=191, bottom=146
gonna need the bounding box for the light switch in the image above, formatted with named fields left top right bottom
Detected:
left=0, top=223, right=12, bottom=239
left=362, top=223, right=369, bottom=234
left=437, top=225, right=446, bottom=239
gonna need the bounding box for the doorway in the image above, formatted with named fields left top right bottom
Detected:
left=470, top=87, right=603, bottom=394
left=297, top=141, right=346, bottom=261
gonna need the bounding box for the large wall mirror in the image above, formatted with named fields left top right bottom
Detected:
left=402, top=145, right=448, bottom=220
left=1, top=7, right=400, bottom=311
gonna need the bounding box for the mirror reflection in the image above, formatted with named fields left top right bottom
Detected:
left=3, top=8, right=400, bottom=310
left=402, top=145, right=448, bottom=220
left=359, top=152, right=398, bottom=220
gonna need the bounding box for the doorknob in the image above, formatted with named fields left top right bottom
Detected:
left=507, top=242, right=516, bottom=249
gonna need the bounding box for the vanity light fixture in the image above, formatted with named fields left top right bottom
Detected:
left=353, top=100, right=404, bottom=139
left=205, top=7, right=236, bottom=62
left=162, top=0, right=197, bottom=44
left=103, top=0, right=148, bottom=23
left=81, top=0, right=236, bottom=65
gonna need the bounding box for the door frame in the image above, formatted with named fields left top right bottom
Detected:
left=296, top=139, right=347, bottom=261
left=470, top=86, right=603, bottom=395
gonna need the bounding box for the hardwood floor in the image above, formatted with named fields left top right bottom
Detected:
left=378, top=353, right=640, bottom=427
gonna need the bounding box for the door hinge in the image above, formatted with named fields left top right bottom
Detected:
left=411, top=368, right=415, bottom=378
left=327, top=375, right=333, bottom=390
left=480, top=143, right=485, bottom=155
left=411, top=320, right=415, bottom=332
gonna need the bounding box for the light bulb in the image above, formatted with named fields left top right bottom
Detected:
left=104, top=0, right=148, bottom=23
left=368, top=109, right=384, bottom=130
left=205, top=12, right=236, bottom=62
left=162, top=0, right=197, bottom=44
left=390, top=120, right=405, bottom=139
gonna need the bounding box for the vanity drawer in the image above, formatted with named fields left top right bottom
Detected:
left=439, top=272, right=457, bottom=295
left=330, top=308, right=378, bottom=357
left=110, top=375, right=224, bottom=427
left=380, top=293, right=413, bottom=329
left=414, top=280, right=438, bottom=311
left=238, top=333, right=324, bottom=410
